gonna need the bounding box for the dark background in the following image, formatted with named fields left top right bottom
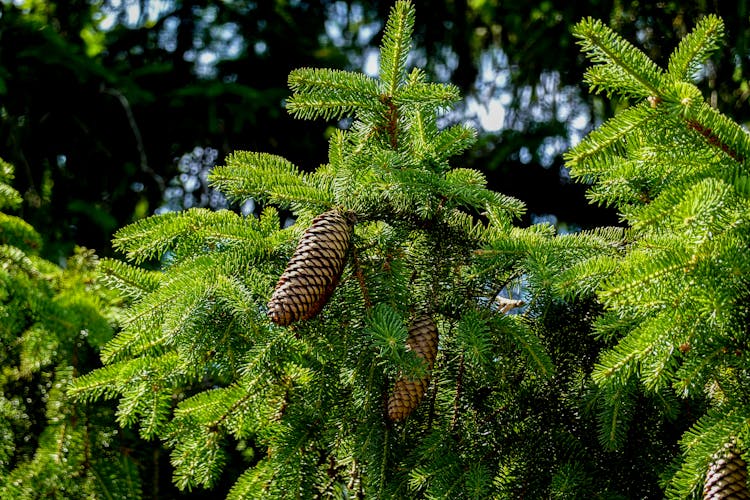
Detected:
left=1, top=0, right=748, bottom=260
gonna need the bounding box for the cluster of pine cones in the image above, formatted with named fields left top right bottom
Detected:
left=266, top=210, right=438, bottom=421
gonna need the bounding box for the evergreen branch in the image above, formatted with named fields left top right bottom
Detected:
left=227, top=461, right=275, bottom=499
left=327, top=129, right=347, bottom=170
left=209, top=151, right=334, bottom=209
left=572, top=17, right=666, bottom=97
left=99, top=259, right=225, bottom=363
left=441, top=168, right=492, bottom=211
left=431, top=124, right=477, bottom=161
left=476, top=225, right=548, bottom=262
left=492, top=314, right=554, bottom=378
left=596, top=381, right=636, bottom=451
left=288, top=68, right=379, bottom=99
left=0, top=157, right=22, bottom=210
left=99, top=310, right=169, bottom=364
left=379, top=0, right=416, bottom=95
left=366, top=303, right=417, bottom=373
left=393, top=81, right=461, bottom=109
left=721, top=165, right=750, bottom=199
left=591, top=318, right=661, bottom=385
left=68, top=360, right=132, bottom=403
left=286, top=95, right=379, bottom=121
left=238, top=333, right=285, bottom=380
left=0, top=183, right=22, bottom=211
left=73, top=351, right=190, bottom=443
left=170, top=426, right=229, bottom=490
left=106, top=252, right=273, bottom=367
left=111, top=208, right=213, bottom=264
left=560, top=225, right=627, bottom=252
left=667, top=15, right=725, bottom=82
left=139, top=385, right=173, bottom=438
left=351, top=243, right=373, bottom=309
left=0, top=156, right=14, bottom=180
left=553, top=254, right=621, bottom=300
left=640, top=333, right=681, bottom=391
left=598, top=244, right=692, bottom=304
left=673, top=345, right=725, bottom=398
left=583, top=64, right=655, bottom=100
left=382, top=95, right=400, bottom=149
left=98, top=258, right=161, bottom=301
left=631, top=176, right=739, bottom=235
left=407, top=107, right=431, bottom=160
left=456, top=311, right=492, bottom=369
left=401, top=168, right=526, bottom=223
left=0, top=213, right=43, bottom=252
left=684, top=103, right=750, bottom=164
left=113, top=353, right=186, bottom=436
left=441, top=209, right=485, bottom=244
left=485, top=192, right=527, bottom=221
left=0, top=244, right=40, bottom=277
left=564, top=103, right=659, bottom=174
left=62, top=7, right=750, bottom=498
left=666, top=406, right=747, bottom=499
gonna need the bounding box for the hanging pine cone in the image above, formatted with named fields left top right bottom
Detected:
left=267, top=210, right=352, bottom=326
left=704, top=443, right=750, bottom=500
left=387, top=314, right=439, bottom=422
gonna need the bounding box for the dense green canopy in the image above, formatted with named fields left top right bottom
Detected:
left=2, top=0, right=748, bottom=258
left=3, top=1, right=750, bottom=498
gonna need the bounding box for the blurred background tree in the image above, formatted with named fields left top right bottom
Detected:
left=1, top=0, right=748, bottom=255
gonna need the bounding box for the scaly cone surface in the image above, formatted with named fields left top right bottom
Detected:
left=704, top=444, right=750, bottom=500
left=268, top=210, right=352, bottom=326
left=388, top=314, right=439, bottom=421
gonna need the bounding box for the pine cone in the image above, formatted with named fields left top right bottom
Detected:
left=267, top=210, right=352, bottom=326
left=387, top=314, right=439, bottom=422
left=704, top=444, right=750, bottom=500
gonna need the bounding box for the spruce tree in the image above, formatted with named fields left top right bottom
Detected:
left=0, top=159, right=139, bottom=498
left=66, top=2, right=750, bottom=498
left=69, top=1, right=563, bottom=497
left=561, top=15, right=750, bottom=499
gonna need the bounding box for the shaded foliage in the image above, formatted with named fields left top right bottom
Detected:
left=3, top=0, right=749, bottom=258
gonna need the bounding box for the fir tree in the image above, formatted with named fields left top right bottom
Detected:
left=560, top=15, right=750, bottom=499
left=0, top=158, right=139, bottom=498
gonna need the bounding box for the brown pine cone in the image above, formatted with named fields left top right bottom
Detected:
left=387, top=314, right=439, bottom=422
left=704, top=443, right=750, bottom=500
left=267, top=210, right=352, bottom=326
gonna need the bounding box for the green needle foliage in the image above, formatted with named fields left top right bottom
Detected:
left=0, top=159, right=138, bottom=498
left=562, top=15, right=750, bottom=498
left=64, top=3, right=750, bottom=498
left=69, top=2, right=572, bottom=497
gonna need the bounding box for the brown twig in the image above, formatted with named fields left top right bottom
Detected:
left=380, top=95, right=399, bottom=150
left=686, top=118, right=745, bottom=163
left=101, top=85, right=165, bottom=192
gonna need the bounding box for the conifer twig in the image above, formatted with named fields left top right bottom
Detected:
left=451, top=354, right=465, bottom=430
left=685, top=119, right=745, bottom=163
left=427, top=364, right=439, bottom=430
left=350, top=243, right=372, bottom=310
left=101, top=85, right=164, bottom=192
left=380, top=95, right=400, bottom=150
